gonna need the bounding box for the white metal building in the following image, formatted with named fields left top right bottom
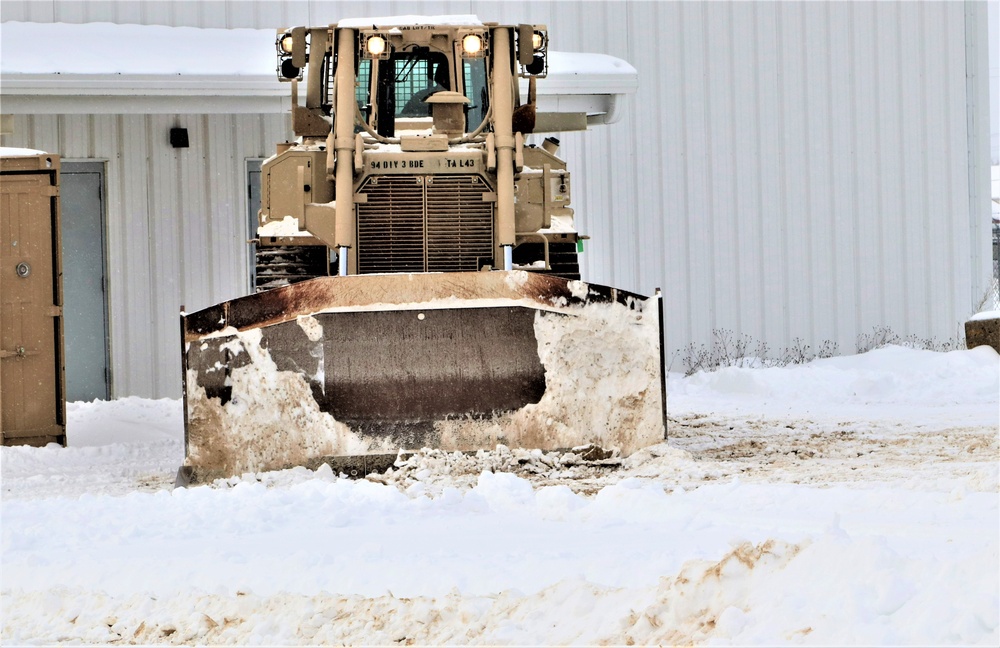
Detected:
left=1, top=1, right=994, bottom=400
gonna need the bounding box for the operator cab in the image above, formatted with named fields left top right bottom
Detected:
left=355, top=40, right=490, bottom=138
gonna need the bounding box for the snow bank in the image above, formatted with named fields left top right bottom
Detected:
left=1, top=398, right=183, bottom=500
left=671, top=345, right=999, bottom=428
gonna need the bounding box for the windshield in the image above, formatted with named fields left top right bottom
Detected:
left=371, top=48, right=490, bottom=137
left=377, top=51, right=451, bottom=121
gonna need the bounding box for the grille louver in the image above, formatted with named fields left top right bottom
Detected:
left=356, top=174, right=494, bottom=274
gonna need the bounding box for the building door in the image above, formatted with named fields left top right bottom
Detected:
left=61, top=162, right=110, bottom=402
left=247, top=159, right=262, bottom=292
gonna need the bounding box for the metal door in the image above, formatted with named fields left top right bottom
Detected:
left=61, top=162, right=110, bottom=402
left=247, top=159, right=262, bottom=292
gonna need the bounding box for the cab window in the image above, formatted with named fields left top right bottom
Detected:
left=463, top=58, right=489, bottom=130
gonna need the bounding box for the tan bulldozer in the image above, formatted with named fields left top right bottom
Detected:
left=178, top=16, right=665, bottom=484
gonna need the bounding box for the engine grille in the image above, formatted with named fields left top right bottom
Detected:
left=356, top=174, right=494, bottom=274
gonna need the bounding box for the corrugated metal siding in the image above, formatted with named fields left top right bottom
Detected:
left=1, top=0, right=991, bottom=398
left=1, top=113, right=291, bottom=397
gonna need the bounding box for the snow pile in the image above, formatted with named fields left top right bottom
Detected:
left=185, top=326, right=388, bottom=477
left=369, top=444, right=626, bottom=496
left=0, top=398, right=182, bottom=500
left=671, top=344, right=999, bottom=428
left=2, top=346, right=998, bottom=645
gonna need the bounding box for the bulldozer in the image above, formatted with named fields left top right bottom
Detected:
left=177, top=16, right=666, bottom=485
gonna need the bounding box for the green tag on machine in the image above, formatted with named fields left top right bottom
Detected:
left=577, top=239, right=584, bottom=253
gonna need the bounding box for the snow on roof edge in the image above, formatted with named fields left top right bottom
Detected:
left=1, top=21, right=276, bottom=76
left=0, top=146, right=49, bottom=157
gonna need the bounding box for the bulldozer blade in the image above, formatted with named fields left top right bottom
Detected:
left=179, top=271, right=665, bottom=483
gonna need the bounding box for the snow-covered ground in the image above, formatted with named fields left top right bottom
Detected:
left=2, top=345, right=998, bottom=645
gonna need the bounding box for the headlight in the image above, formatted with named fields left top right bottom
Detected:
left=462, top=34, right=483, bottom=55
left=532, top=32, right=543, bottom=50
left=277, top=33, right=294, bottom=54
left=366, top=35, right=386, bottom=56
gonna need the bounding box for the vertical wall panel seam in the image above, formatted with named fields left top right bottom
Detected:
left=727, top=1, right=742, bottom=336
left=919, top=2, right=932, bottom=335
left=824, top=1, right=840, bottom=347
left=56, top=114, right=64, bottom=156
left=103, top=116, right=113, bottom=394
left=113, top=115, right=128, bottom=395
left=849, top=3, right=862, bottom=341
left=964, top=0, right=988, bottom=311
left=776, top=3, right=791, bottom=346
left=943, top=4, right=957, bottom=328
left=145, top=113, right=159, bottom=395
left=653, top=0, right=667, bottom=304
left=700, top=1, right=716, bottom=332
left=176, top=113, right=187, bottom=328
left=601, top=1, right=616, bottom=289
left=626, top=0, right=642, bottom=291
left=113, top=116, right=126, bottom=394
left=679, top=3, right=694, bottom=345
left=799, top=6, right=817, bottom=347
left=87, top=114, right=95, bottom=159
left=202, top=113, right=216, bottom=301
left=896, top=6, right=910, bottom=335
left=873, top=8, right=886, bottom=327
left=752, top=2, right=766, bottom=341
left=232, top=115, right=247, bottom=291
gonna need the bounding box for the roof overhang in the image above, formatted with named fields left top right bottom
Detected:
left=0, top=73, right=286, bottom=114
left=1, top=21, right=637, bottom=121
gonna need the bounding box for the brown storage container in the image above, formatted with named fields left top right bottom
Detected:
left=1, top=150, right=66, bottom=447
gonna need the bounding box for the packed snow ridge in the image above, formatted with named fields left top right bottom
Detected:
left=2, top=345, right=998, bottom=645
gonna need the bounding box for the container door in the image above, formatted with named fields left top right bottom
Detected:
left=61, top=162, right=110, bottom=402
left=1, top=164, right=65, bottom=445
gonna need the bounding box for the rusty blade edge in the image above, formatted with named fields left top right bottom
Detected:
left=182, top=271, right=653, bottom=340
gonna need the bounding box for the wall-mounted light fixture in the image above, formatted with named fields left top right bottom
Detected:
left=169, top=127, right=189, bottom=148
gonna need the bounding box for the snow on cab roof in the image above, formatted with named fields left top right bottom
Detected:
left=337, top=15, right=483, bottom=29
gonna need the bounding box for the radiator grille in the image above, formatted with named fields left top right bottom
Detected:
left=356, top=174, right=494, bottom=274
left=426, top=175, right=494, bottom=272
left=357, top=175, right=424, bottom=274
